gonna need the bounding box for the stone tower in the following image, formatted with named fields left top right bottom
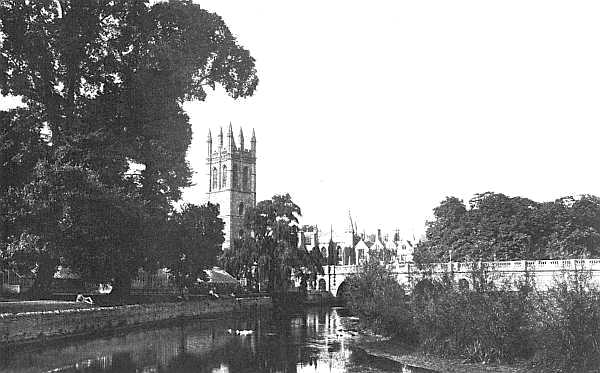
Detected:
left=207, top=124, right=256, bottom=250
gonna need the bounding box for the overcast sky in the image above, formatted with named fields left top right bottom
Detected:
left=181, top=1, right=600, bottom=238
left=3, top=1, right=599, bottom=239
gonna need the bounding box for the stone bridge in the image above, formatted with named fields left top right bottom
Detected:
left=316, top=259, right=600, bottom=297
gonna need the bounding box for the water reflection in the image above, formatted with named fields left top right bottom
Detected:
left=0, top=307, right=434, bottom=373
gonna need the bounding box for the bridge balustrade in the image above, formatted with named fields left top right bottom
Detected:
left=317, top=259, right=600, bottom=296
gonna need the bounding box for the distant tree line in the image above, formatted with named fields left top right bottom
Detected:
left=415, top=192, right=600, bottom=263
left=0, top=1, right=258, bottom=296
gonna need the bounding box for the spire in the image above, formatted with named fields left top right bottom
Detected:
left=207, top=129, right=212, bottom=156
left=218, top=126, right=223, bottom=147
left=227, top=122, right=235, bottom=150
left=239, top=127, right=245, bottom=150
left=251, top=128, right=256, bottom=152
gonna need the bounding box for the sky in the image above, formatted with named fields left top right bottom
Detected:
left=180, top=0, right=600, bottom=238
left=2, top=1, right=599, bottom=240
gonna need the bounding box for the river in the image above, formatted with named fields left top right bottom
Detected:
left=0, top=306, right=436, bottom=373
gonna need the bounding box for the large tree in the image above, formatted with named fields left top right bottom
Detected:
left=0, top=0, right=258, bottom=293
left=414, top=192, right=600, bottom=264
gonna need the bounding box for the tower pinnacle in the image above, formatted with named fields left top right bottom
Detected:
left=239, top=127, right=245, bottom=150
left=207, top=125, right=256, bottom=251
left=227, top=122, right=235, bottom=150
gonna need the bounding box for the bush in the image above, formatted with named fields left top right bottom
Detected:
left=345, top=259, right=600, bottom=370
left=531, top=270, right=600, bottom=372
left=412, top=284, right=533, bottom=363
left=346, top=255, right=417, bottom=342
left=411, top=266, right=533, bottom=363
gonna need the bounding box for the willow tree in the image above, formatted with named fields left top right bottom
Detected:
left=222, top=194, right=324, bottom=295
left=0, top=0, right=258, bottom=294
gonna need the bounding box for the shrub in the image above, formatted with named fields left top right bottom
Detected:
left=345, top=255, right=417, bottom=342
left=412, top=284, right=533, bottom=363
left=531, top=269, right=600, bottom=372
left=345, top=259, right=600, bottom=370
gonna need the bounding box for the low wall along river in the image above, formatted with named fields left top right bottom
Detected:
left=0, top=297, right=271, bottom=345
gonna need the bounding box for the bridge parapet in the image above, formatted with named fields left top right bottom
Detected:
left=317, top=259, right=600, bottom=296
left=417, top=259, right=600, bottom=273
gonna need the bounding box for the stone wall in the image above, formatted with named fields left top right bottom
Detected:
left=0, top=296, right=271, bottom=345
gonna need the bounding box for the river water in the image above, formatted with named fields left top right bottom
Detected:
left=0, top=306, right=435, bottom=373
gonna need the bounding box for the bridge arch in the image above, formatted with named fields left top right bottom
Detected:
left=335, top=281, right=351, bottom=300
left=457, top=278, right=470, bottom=291
left=413, top=278, right=436, bottom=298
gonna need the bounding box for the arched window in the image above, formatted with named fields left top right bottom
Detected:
left=243, top=167, right=249, bottom=190
left=239, top=229, right=244, bottom=238
left=212, top=167, right=218, bottom=190
left=238, top=202, right=244, bottom=215
left=222, top=165, right=227, bottom=188
left=232, top=164, right=239, bottom=189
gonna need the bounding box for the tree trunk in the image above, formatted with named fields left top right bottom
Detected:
left=111, top=271, right=133, bottom=301
left=30, top=252, right=57, bottom=299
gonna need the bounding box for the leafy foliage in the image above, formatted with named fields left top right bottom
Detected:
left=532, top=270, right=600, bottom=371
left=346, top=251, right=415, bottom=340
left=162, top=203, right=224, bottom=288
left=0, top=1, right=257, bottom=293
left=411, top=273, right=533, bottom=363
left=415, top=192, right=600, bottom=263
left=221, top=194, right=323, bottom=294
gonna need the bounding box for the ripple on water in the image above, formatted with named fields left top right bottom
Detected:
left=0, top=306, right=438, bottom=373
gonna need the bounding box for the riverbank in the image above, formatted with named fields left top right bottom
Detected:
left=354, top=337, right=533, bottom=373
left=341, top=314, right=528, bottom=373
left=0, top=296, right=271, bottom=346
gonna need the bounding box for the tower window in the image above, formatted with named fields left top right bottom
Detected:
left=238, top=202, right=244, bottom=215
left=212, top=167, right=218, bottom=190
left=243, top=167, right=249, bottom=191
left=222, top=165, right=227, bottom=188
left=232, top=164, right=239, bottom=189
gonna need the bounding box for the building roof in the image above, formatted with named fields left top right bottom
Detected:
left=53, top=266, right=81, bottom=280
left=200, top=267, right=239, bottom=284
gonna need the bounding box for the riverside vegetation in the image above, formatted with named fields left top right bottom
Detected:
left=346, top=255, right=600, bottom=372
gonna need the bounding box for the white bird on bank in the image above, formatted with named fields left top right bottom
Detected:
left=226, top=329, right=254, bottom=335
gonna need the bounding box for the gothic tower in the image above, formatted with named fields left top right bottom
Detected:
left=207, top=124, right=256, bottom=250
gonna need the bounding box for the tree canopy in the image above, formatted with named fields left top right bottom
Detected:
left=0, top=0, right=257, bottom=293
left=414, top=192, right=600, bottom=264
left=221, top=194, right=323, bottom=294
left=162, top=203, right=224, bottom=288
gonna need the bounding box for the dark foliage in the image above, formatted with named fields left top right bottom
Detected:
left=0, top=0, right=257, bottom=292
left=415, top=192, right=600, bottom=263
left=220, top=194, right=323, bottom=295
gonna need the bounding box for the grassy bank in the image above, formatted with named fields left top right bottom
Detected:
left=346, top=260, right=600, bottom=372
